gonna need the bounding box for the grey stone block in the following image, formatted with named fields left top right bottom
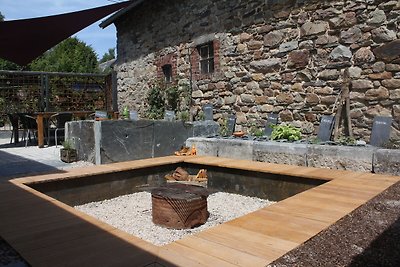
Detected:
left=100, top=120, right=154, bottom=164
left=66, top=120, right=95, bottom=163
left=153, top=121, right=190, bottom=157
left=253, top=141, right=307, bottom=166
left=190, top=121, right=219, bottom=137
left=186, top=137, right=218, bottom=156
left=307, top=145, right=374, bottom=172
left=373, top=149, right=400, bottom=175
left=217, top=139, right=253, bottom=160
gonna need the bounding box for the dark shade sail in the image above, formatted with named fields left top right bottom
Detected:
left=0, top=1, right=131, bottom=66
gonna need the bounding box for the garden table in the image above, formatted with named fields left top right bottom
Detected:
left=34, top=111, right=94, bottom=148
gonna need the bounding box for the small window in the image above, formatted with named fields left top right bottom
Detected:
left=162, top=64, right=172, bottom=82
left=197, top=42, right=214, bottom=74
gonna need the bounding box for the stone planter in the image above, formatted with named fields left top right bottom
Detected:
left=60, top=148, right=77, bottom=163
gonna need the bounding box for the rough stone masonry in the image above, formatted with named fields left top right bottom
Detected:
left=113, top=0, right=400, bottom=142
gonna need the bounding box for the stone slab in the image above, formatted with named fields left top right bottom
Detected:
left=253, top=141, right=308, bottom=166
left=373, top=149, right=400, bottom=176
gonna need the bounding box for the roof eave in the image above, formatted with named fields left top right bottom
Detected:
left=100, top=0, right=146, bottom=28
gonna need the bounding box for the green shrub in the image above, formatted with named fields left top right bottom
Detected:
left=271, top=124, right=301, bottom=141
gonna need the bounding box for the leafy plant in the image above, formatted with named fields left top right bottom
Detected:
left=165, top=86, right=180, bottom=111
left=270, top=124, right=301, bottom=141
left=196, top=110, right=205, bottom=121
left=219, top=117, right=229, bottom=137
left=146, top=85, right=165, bottom=119
left=122, top=106, right=130, bottom=119
left=337, top=136, right=356, bottom=146
left=249, top=122, right=264, bottom=137
left=179, top=110, right=190, bottom=122
left=61, top=139, right=74, bottom=150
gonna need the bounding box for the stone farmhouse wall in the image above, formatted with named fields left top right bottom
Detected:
left=114, top=0, right=400, bottom=141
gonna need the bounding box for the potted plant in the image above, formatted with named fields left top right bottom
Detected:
left=60, top=139, right=77, bottom=163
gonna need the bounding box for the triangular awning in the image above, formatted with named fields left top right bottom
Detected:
left=0, top=1, right=131, bottom=66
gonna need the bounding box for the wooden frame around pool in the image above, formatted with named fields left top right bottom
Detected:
left=1, top=155, right=399, bottom=266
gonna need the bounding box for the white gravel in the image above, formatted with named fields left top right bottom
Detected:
left=75, top=191, right=274, bottom=246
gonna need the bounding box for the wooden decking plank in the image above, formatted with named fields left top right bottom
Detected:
left=231, top=209, right=328, bottom=237
left=21, top=228, right=158, bottom=267
left=265, top=200, right=347, bottom=224
left=195, top=224, right=298, bottom=262
left=162, top=242, right=238, bottom=267
left=176, top=235, right=268, bottom=267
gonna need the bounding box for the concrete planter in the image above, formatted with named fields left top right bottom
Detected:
left=60, top=148, right=77, bottom=163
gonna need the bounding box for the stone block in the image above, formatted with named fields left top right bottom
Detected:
left=373, top=149, right=400, bottom=175
left=186, top=137, right=218, bottom=156
left=307, top=145, right=374, bottom=172
left=217, top=139, right=253, bottom=160
left=253, top=141, right=307, bottom=166
left=66, top=120, right=95, bottom=163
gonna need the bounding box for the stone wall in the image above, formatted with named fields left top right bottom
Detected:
left=186, top=137, right=400, bottom=176
left=66, top=120, right=219, bottom=164
left=114, top=0, right=400, bottom=142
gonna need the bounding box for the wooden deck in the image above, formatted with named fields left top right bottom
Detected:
left=1, top=156, right=399, bottom=266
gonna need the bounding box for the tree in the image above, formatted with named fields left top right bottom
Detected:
left=99, top=48, right=115, bottom=63
left=30, top=37, right=99, bottom=73
left=0, top=11, right=22, bottom=70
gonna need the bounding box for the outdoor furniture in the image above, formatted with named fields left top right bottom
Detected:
left=18, top=113, right=38, bottom=147
left=35, top=111, right=93, bottom=148
left=370, top=116, right=392, bottom=147
left=317, top=115, right=335, bottom=142
left=264, top=113, right=278, bottom=137
left=48, top=112, right=73, bottom=147
left=7, top=113, right=19, bottom=144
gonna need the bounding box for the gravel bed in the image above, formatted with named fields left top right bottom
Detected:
left=75, top=191, right=273, bottom=246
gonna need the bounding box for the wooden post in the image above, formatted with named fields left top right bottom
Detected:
left=36, top=114, right=45, bottom=148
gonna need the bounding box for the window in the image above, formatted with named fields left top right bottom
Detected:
left=198, top=42, right=214, bottom=74
left=162, top=64, right=172, bottom=82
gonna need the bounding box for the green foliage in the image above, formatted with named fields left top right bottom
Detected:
left=219, top=117, right=229, bottom=137
left=165, top=86, right=180, bottom=110
left=61, top=139, right=74, bottom=150
left=0, top=11, right=4, bottom=21
left=271, top=124, right=301, bottom=141
left=122, top=106, right=130, bottom=119
left=179, top=110, right=190, bottom=122
left=249, top=122, right=264, bottom=137
left=99, top=48, right=115, bottom=63
left=145, top=82, right=190, bottom=120
left=337, top=136, right=356, bottom=145
left=146, top=85, right=165, bottom=119
left=29, top=37, right=98, bottom=73
left=196, top=110, right=205, bottom=121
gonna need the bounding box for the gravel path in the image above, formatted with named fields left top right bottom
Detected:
left=75, top=191, right=274, bottom=246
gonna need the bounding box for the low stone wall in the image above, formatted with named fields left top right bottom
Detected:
left=186, top=137, right=400, bottom=176
left=66, top=120, right=219, bottom=164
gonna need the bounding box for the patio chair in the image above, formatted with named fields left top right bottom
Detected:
left=48, top=112, right=73, bottom=147
left=317, top=115, right=335, bottom=142
left=370, top=116, right=392, bottom=147
left=18, top=113, right=38, bottom=147
left=7, top=113, right=19, bottom=144
left=264, top=113, right=278, bottom=137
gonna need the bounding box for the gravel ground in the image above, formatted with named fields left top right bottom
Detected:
left=269, top=180, right=400, bottom=267
left=75, top=191, right=273, bottom=246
